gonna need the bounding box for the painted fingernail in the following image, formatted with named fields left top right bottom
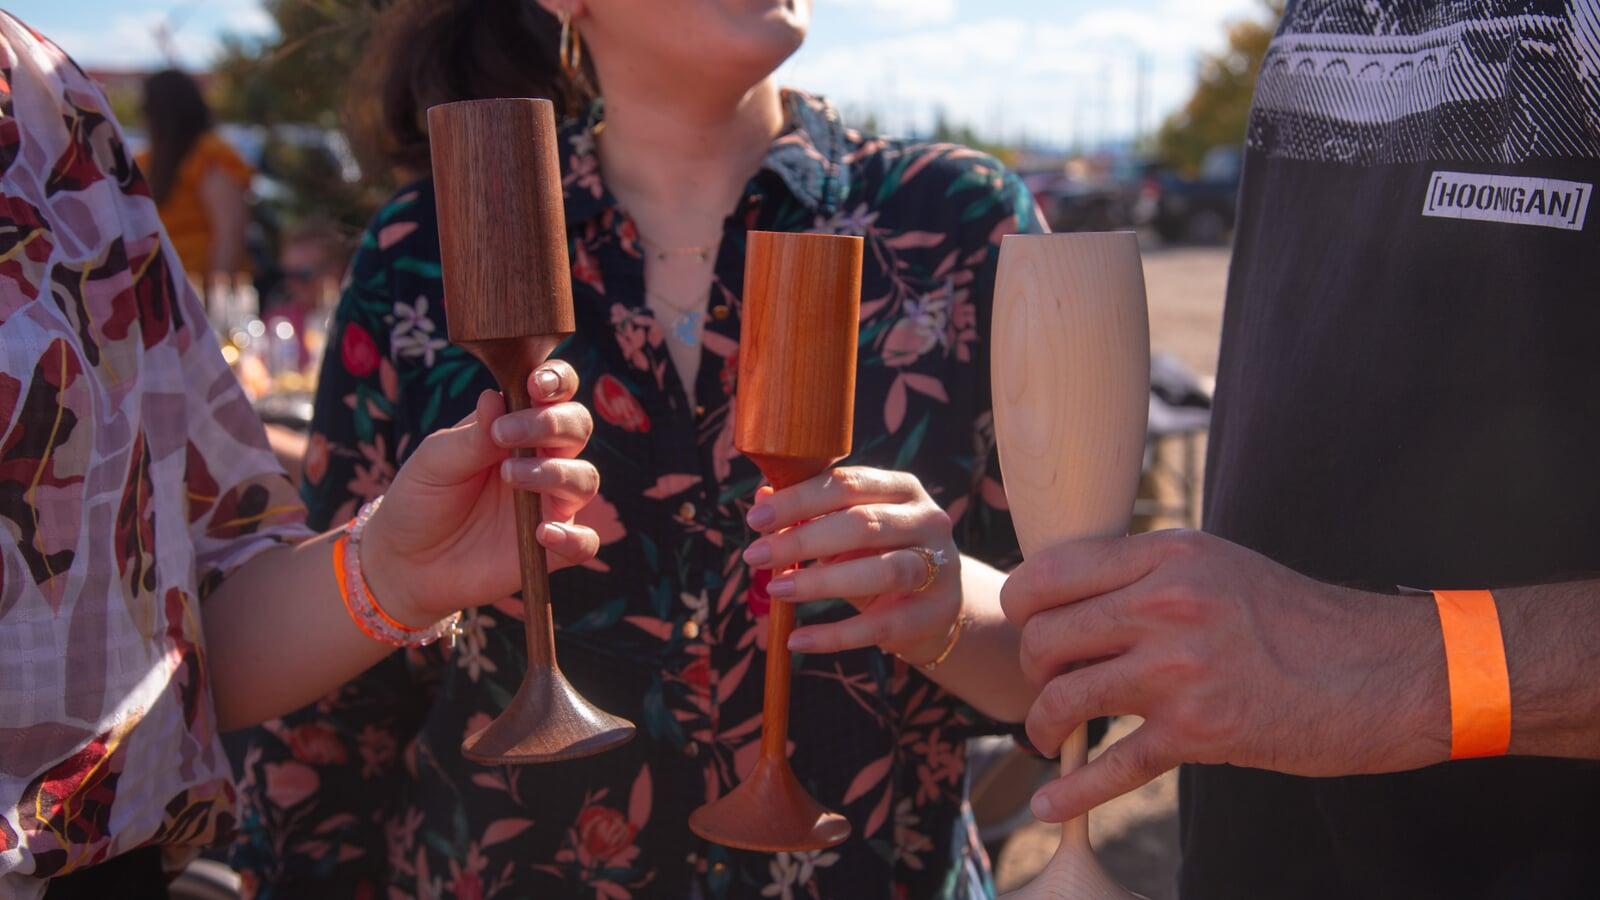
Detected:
left=492, top=417, right=526, bottom=445
left=1030, top=792, right=1055, bottom=820
left=768, top=576, right=796, bottom=599
left=534, top=367, right=562, bottom=399
left=743, top=542, right=773, bottom=567
left=788, top=632, right=815, bottom=652
left=501, top=458, right=541, bottom=483
left=747, top=505, right=776, bottom=529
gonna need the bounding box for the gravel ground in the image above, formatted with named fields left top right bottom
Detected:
left=991, top=241, right=1232, bottom=898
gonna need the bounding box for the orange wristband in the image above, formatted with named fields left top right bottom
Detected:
left=1433, top=590, right=1511, bottom=759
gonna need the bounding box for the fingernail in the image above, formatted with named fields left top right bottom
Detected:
left=743, top=542, right=772, bottom=567
left=747, top=505, right=776, bottom=530
left=768, top=576, right=795, bottom=599
left=534, top=367, right=562, bottom=399
left=1030, top=792, right=1055, bottom=821
left=492, top=417, right=526, bottom=446
left=788, top=632, right=815, bottom=652
left=541, top=521, right=570, bottom=542
left=502, top=458, right=541, bottom=483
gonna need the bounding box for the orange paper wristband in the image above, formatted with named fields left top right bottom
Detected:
left=1433, top=590, right=1511, bottom=759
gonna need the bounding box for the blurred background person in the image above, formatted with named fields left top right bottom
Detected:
left=254, top=217, right=349, bottom=484
left=138, top=68, right=252, bottom=296
left=264, top=216, right=348, bottom=368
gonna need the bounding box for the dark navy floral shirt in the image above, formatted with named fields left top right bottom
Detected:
left=231, top=91, right=1042, bottom=900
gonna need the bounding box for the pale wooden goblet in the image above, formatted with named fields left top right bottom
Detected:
left=992, top=232, right=1151, bottom=899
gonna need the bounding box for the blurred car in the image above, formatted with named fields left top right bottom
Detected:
left=1024, top=158, right=1153, bottom=233
left=1142, top=146, right=1243, bottom=244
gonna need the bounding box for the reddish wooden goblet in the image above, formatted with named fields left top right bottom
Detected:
left=687, top=231, right=863, bottom=851
left=429, top=98, right=635, bottom=765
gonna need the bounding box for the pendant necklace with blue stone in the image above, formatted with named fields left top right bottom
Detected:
left=643, top=237, right=718, bottom=348
left=648, top=290, right=709, bottom=347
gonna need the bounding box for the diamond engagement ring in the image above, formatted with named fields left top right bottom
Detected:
left=909, top=546, right=948, bottom=593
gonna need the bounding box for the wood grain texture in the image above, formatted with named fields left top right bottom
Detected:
left=429, top=98, right=575, bottom=343
left=429, top=98, right=633, bottom=766
left=688, top=231, right=863, bottom=852
left=992, top=232, right=1150, bottom=900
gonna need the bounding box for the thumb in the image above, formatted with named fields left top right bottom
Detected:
left=401, top=389, right=508, bottom=487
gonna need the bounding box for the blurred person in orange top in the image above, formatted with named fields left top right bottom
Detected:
left=137, top=69, right=251, bottom=288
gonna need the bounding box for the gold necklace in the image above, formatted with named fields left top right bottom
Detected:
left=639, top=236, right=715, bottom=264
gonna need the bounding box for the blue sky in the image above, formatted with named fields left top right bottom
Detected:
left=11, top=0, right=1264, bottom=146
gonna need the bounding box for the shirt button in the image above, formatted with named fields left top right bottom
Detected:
left=694, top=404, right=706, bottom=417
left=712, top=862, right=727, bottom=875
left=684, top=741, right=700, bottom=758
left=682, top=620, right=700, bottom=640
left=679, top=501, right=696, bottom=520
left=712, top=304, right=731, bottom=321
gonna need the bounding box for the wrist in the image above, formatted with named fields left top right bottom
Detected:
left=892, top=592, right=965, bottom=668
left=1351, top=587, right=1453, bottom=771
left=355, top=502, right=434, bottom=631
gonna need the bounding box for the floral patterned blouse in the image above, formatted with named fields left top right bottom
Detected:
left=0, top=14, right=307, bottom=898
left=231, top=91, right=1042, bottom=900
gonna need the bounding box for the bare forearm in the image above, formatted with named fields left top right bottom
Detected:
left=1492, top=581, right=1600, bottom=759
left=202, top=533, right=394, bottom=731
left=918, top=555, right=1031, bottom=723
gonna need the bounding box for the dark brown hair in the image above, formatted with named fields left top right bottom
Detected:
left=142, top=69, right=214, bottom=205
left=346, top=0, right=595, bottom=179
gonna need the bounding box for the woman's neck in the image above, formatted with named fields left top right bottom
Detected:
left=596, top=77, right=785, bottom=229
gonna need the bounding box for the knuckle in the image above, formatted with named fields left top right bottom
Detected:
left=775, top=531, right=804, bottom=563
left=866, top=616, right=894, bottom=648
left=851, top=506, right=885, bottom=539
left=1041, top=675, right=1080, bottom=723
left=1018, top=617, right=1053, bottom=672
left=829, top=467, right=864, bottom=497
left=578, top=463, right=601, bottom=494
left=1102, top=737, right=1156, bottom=780
left=1160, top=528, right=1207, bottom=561
left=1145, top=576, right=1208, bottom=623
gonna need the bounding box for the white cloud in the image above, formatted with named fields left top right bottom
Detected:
left=781, top=0, right=1260, bottom=147
left=44, top=1, right=276, bottom=69
left=818, top=0, right=959, bottom=27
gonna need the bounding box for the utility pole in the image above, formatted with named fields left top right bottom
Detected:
left=1134, top=51, right=1151, bottom=147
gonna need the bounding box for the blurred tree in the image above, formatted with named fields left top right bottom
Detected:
left=1155, top=0, right=1283, bottom=173
left=930, top=105, right=1019, bottom=168
left=210, top=0, right=390, bottom=233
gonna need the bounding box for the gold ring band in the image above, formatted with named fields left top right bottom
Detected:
left=909, top=546, right=947, bottom=594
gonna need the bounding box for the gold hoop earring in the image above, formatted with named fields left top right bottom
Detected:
left=559, top=11, right=583, bottom=80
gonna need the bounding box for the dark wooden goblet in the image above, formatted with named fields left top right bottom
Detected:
left=687, top=231, right=863, bottom=851
left=428, top=98, right=634, bottom=765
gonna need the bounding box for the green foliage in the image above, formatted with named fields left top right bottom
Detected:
left=210, top=0, right=391, bottom=230
left=1155, top=0, right=1283, bottom=174
left=929, top=107, right=1018, bottom=168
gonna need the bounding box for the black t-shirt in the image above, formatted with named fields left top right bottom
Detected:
left=1190, top=2, right=1600, bottom=897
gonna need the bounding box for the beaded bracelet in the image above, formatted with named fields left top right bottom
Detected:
left=333, top=496, right=462, bottom=648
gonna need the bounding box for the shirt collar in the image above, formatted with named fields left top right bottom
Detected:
left=559, top=89, right=852, bottom=226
